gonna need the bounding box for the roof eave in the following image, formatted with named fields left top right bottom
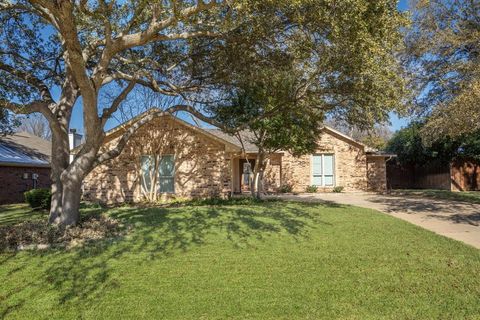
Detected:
left=0, top=161, right=50, bottom=168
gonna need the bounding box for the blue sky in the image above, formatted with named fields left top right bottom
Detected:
left=69, top=0, right=412, bottom=134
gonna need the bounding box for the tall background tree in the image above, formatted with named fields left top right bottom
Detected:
left=17, top=113, right=52, bottom=140
left=404, top=0, right=480, bottom=140
left=0, top=0, right=406, bottom=225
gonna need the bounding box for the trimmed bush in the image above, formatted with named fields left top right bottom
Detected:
left=333, top=186, right=344, bottom=193
left=279, top=184, right=293, bottom=193
left=24, top=188, right=51, bottom=210
left=305, top=185, right=318, bottom=193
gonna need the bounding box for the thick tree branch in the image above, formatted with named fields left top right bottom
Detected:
left=0, top=99, right=59, bottom=131
left=94, top=104, right=226, bottom=165
left=103, top=71, right=196, bottom=96
left=101, top=80, right=137, bottom=125
left=0, top=62, right=54, bottom=103
left=0, top=99, right=48, bottom=115
left=112, top=1, right=224, bottom=52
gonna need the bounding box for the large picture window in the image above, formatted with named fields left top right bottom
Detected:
left=312, top=154, right=335, bottom=187
left=141, top=155, right=175, bottom=194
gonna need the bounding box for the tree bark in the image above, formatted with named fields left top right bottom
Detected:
left=58, top=180, right=83, bottom=226
left=251, top=152, right=266, bottom=199
left=48, top=118, right=72, bottom=223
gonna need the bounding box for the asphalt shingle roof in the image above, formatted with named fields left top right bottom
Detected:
left=205, top=129, right=259, bottom=152
left=0, top=132, right=51, bottom=167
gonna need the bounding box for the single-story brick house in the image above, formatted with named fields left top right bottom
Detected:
left=0, top=132, right=51, bottom=204
left=80, top=109, right=393, bottom=204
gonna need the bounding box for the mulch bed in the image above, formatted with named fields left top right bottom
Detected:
left=0, top=214, right=126, bottom=251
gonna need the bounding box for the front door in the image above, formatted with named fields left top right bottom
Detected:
left=239, top=159, right=255, bottom=192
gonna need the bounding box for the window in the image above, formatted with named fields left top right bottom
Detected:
left=141, top=155, right=175, bottom=194
left=312, top=154, right=335, bottom=187
left=158, top=155, right=175, bottom=193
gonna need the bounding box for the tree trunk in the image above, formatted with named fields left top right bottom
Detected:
left=255, top=169, right=264, bottom=199
left=58, top=180, right=83, bottom=226
left=251, top=152, right=266, bottom=199
left=48, top=180, right=63, bottom=224
left=48, top=127, right=70, bottom=224
left=48, top=126, right=100, bottom=226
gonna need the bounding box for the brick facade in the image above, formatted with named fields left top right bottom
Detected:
left=279, top=130, right=369, bottom=192
left=83, top=116, right=232, bottom=204
left=0, top=166, right=51, bottom=204
left=82, top=116, right=388, bottom=204
left=366, top=157, right=387, bottom=192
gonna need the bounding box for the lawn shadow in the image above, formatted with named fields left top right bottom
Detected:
left=2, top=200, right=335, bottom=309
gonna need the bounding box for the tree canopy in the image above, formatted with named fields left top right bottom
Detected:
left=403, top=0, right=480, bottom=139
left=386, top=122, right=480, bottom=167
left=0, top=0, right=407, bottom=224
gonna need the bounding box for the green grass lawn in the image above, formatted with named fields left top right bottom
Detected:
left=1, top=201, right=480, bottom=319
left=392, top=189, right=480, bottom=204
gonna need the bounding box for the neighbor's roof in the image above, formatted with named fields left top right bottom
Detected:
left=0, top=132, right=51, bottom=167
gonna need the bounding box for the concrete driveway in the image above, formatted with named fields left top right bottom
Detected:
left=268, top=192, right=480, bottom=249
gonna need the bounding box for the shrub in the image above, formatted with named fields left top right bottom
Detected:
left=279, top=184, right=293, bottom=193
left=305, top=185, right=318, bottom=193
left=24, top=188, right=51, bottom=210
left=333, top=186, right=344, bottom=193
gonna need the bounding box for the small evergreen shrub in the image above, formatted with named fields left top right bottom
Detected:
left=305, top=185, right=318, bottom=193
left=279, top=184, right=293, bottom=193
left=333, top=186, right=344, bottom=193
left=24, top=188, right=51, bottom=210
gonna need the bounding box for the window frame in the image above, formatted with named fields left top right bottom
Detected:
left=158, top=154, right=175, bottom=194
left=311, top=154, right=335, bottom=187
left=140, top=154, right=176, bottom=195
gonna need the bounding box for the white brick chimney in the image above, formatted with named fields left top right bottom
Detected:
left=68, top=129, right=83, bottom=163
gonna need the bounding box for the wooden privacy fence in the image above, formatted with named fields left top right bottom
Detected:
left=387, top=159, right=480, bottom=191
left=451, top=159, right=480, bottom=191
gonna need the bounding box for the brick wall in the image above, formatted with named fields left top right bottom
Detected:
left=366, top=157, right=387, bottom=191
left=279, top=130, right=368, bottom=192
left=263, top=154, right=282, bottom=192
left=0, top=166, right=51, bottom=204
left=83, top=116, right=232, bottom=204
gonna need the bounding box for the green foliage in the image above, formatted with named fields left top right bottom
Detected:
left=215, top=69, right=324, bottom=157
left=279, top=184, right=293, bottom=194
left=24, top=188, right=51, bottom=210
left=404, top=0, right=480, bottom=138
left=0, top=108, right=19, bottom=136
left=386, top=122, right=457, bottom=166
left=305, top=185, right=318, bottom=193
left=386, top=122, right=480, bottom=166
left=332, top=186, right=344, bottom=193
left=199, top=1, right=407, bottom=131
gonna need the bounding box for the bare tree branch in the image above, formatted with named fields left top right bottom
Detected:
left=94, top=104, right=226, bottom=165
left=101, top=80, right=137, bottom=125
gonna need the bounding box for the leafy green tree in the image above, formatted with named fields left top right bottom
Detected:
left=403, top=0, right=480, bottom=139
left=0, top=0, right=406, bottom=225
left=214, top=70, right=323, bottom=198
left=386, top=122, right=480, bottom=166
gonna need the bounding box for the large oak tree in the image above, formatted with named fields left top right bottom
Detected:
left=0, top=0, right=406, bottom=225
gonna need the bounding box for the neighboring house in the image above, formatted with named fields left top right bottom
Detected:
left=78, top=109, right=393, bottom=204
left=0, top=132, right=51, bottom=204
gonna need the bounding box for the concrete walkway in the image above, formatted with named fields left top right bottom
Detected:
left=267, top=193, right=480, bottom=249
